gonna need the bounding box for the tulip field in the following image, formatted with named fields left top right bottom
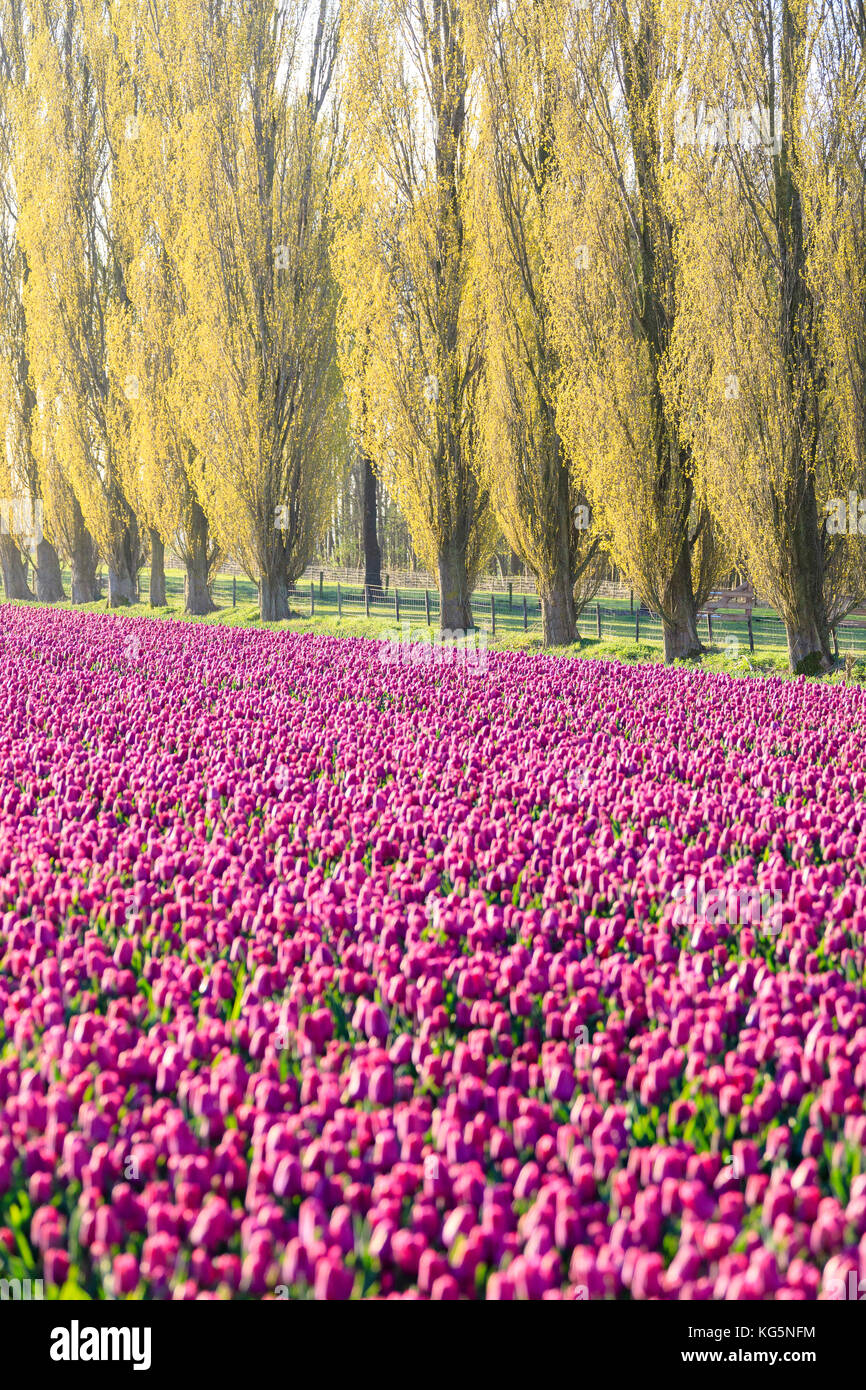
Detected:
left=2, top=605, right=866, bottom=1302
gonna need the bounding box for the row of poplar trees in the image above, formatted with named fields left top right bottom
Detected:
left=0, top=0, right=864, bottom=674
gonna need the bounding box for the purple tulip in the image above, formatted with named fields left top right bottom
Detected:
left=0, top=608, right=864, bottom=1300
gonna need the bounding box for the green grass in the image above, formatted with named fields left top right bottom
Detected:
left=11, top=565, right=866, bottom=684
left=14, top=586, right=866, bottom=687
left=482, top=633, right=826, bottom=681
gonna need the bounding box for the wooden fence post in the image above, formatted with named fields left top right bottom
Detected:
left=310, top=580, right=315, bottom=616
left=635, top=609, right=640, bottom=641
left=364, top=585, right=370, bottom=618
left=523, top=594, right=528, bottom=631
left=337, top=583, right=342, bottom=617
left=596, top=603, right=602, bottom=639
left=424, top=589, right=431, bottom=625
left=232, top=574, right=237, bottom=607
left=490, top=592, right=496, bottom=636
left=395, top=588, right=400, bottom=622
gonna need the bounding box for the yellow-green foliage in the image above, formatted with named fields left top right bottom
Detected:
left=468, top=0, right=605, bottom=622
left=668, top=0, right=866, bottom=640
left=171, top=0, right=345, bottom=594
left=16, top=0, right=136, bottom=571
left=335, top=0, right=495, bottom=591
left=546, top=1, right=725, bottom=631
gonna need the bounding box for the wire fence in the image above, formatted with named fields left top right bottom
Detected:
left=295, top=562, right=552, bottom=597
left=303, top=579, right=542, bottom=634
left=287, top=581, right=866, bottom=655
left=62, top=565, right=866, bottom=656
left=300, top=584, right=866, bottom=655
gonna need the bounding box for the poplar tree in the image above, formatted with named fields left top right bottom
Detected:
left=337, top=0, right=495, bottom=631
left=0, top=0, right=64, bottom=602
left=671, top=0, right=854, bottom=672
left=175, top=0, right=344, bottom=622
left=469, top=0, right=604, bottom=645
left=548, top=0, right=723, bottom=662
left=17, top=0, right=143, bottom=606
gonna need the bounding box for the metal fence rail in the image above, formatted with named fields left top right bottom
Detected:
left=60, top=566, right=866, bottom=655
left=309, top=581, right=543, bottom=634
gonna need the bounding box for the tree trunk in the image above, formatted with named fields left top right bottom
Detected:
left=70, top=500, right=100, bottom=603
left=540, top=577, right=577, bottom=646
left=437, top=540, right=473, bottom=631
left=540, top=443, right=579, bottom=646
left=662, top=536, right=702, bottom=662
left=184, top=497, right=217, bottom=615
left=108, top=561, right=137, bottom=606
left=261, top=571, right=290, bottom=622
left=0, top=536, right=35, bottom=601
left=784, top=482, right=832, bottom=674
left=185, top=560, right=216, bottom=614
left=107, top=515, right=140, bottom=607
left=149, top=529, right=167, bottom=607
left=34, top=538, right=65, bottom=602
left=772, top=7, right=831, bottom=675
left=362, top=454, right=382, bottom=593
left=786, top=611, right=832, bottom=675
